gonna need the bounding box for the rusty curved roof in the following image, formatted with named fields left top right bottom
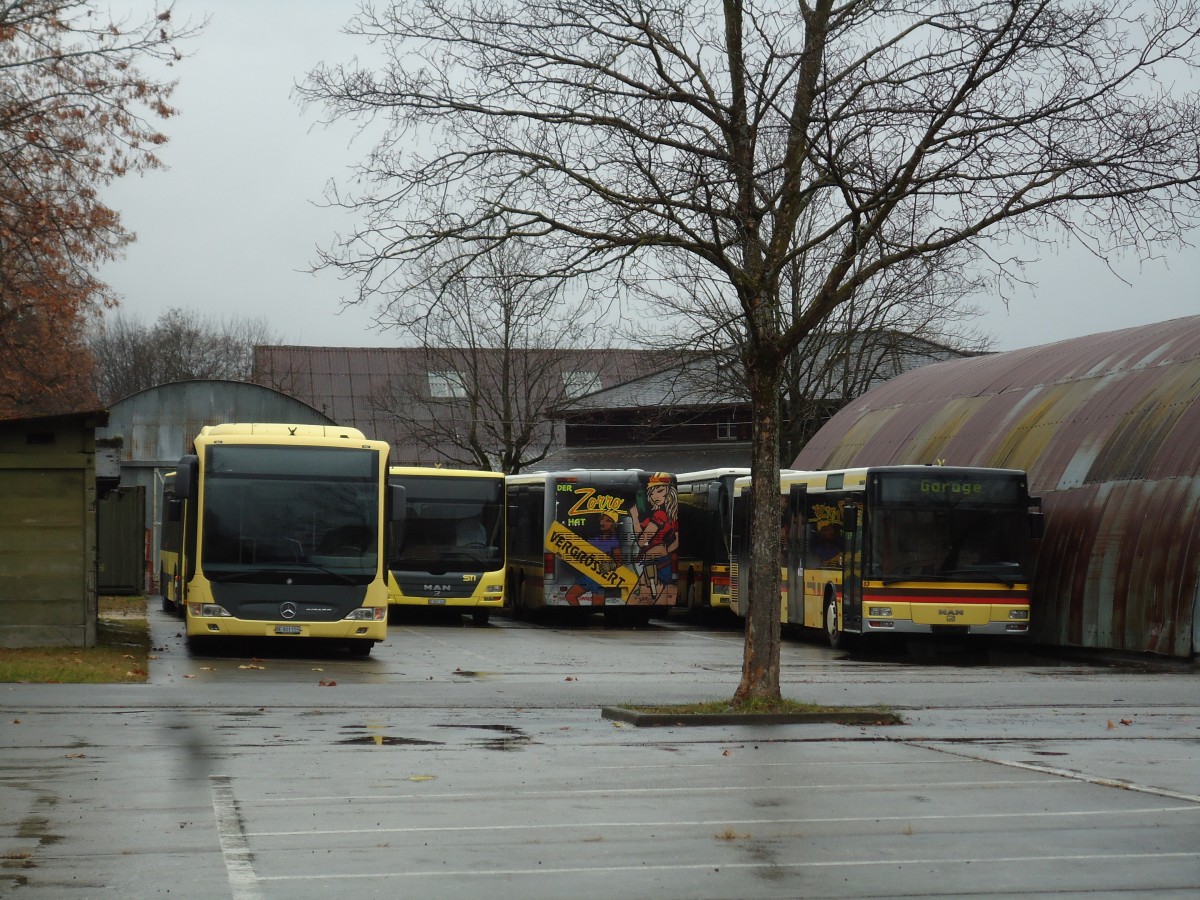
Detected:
left=792, top=316, right=1200, bottom=657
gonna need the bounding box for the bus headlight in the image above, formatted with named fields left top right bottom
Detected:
left=344, top=607, right=387, bottom=621
left=1009, top=609, right=1030, bottom=620
left=868, top=607, right=892, bottom=617
left=189, top=603, right=232, bottom=618
left=486, top=584, right=504, bottom=594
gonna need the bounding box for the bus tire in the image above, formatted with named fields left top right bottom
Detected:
left=347, top=640, right=373, bottom=657
left=824, top=596, right=844, bottom=650
left=510, top=572, right=526, bottom=621
left=160, top=575, right=174, bottom=614
left=472, top=609, right=490, bottom=627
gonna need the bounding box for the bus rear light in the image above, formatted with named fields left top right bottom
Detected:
left=1006, top=623, right=1028, bottom=632
left=867, top=619, right=894, bottom=629
left=543, top=553, right=555, bottom=576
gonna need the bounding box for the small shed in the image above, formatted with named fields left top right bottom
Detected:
left=794, top=316, right=1200, bottom=658
left=0, top=411, right=107, bottom=648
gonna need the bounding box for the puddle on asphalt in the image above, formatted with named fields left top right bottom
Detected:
left=434, top=723, right=536, bottom=751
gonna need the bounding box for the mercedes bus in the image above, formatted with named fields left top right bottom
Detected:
left=158, top=423, right=401, bottom=655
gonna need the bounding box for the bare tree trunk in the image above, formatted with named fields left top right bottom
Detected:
left=735, top=352, right=783, bottom=701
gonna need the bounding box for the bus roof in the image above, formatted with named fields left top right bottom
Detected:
left=675, top=467, right=752, bottom=482
left=389, top=466, right=503, bottom=479
left=197, top=423, right=368, bottom=441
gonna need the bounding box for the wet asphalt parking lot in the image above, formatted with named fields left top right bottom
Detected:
left=1, top=605, right=1198, bottom=899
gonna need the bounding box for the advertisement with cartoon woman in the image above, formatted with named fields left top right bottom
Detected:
left=628, top=472, right=680, bottom=605
left=545, top=470, right=679, bottom=607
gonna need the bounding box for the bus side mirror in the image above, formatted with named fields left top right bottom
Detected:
left=706, top=482, right=722, bottom=511
left=390, top=484, right=407, bottom=523
left=1029, top=510, right=1044, bottom=540
left=844, top=504, right=859, bottom=532
left=174, top=455, right=198, bottom=500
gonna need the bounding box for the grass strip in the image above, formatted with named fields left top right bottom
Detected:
left=0, top=597, right=150, bottom=684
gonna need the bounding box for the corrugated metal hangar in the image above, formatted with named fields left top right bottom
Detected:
left=794, top=316, right=1200, bottom=658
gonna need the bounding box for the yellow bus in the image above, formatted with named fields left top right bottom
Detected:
left=386, top=466, right=505, bottom=626
left=731, top=465, right=1043, bottom=647
left=505, top=469, right=679, bottom=626
left=675, top=468, right=749, bottom=621
left=157, top=423, right=401, bottom=656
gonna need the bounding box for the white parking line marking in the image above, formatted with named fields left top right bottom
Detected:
left=211, top=775, right=263, bottom=900
left=249, top=803, right=1199, bottom=837
left=918, top=742, right=1200, bottom=803
left=255, top=851, right=1200, bottom=882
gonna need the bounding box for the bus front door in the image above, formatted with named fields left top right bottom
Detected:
left=841, top=503, right=863, bottom=635
left=786, top=485, right=806, bottom=625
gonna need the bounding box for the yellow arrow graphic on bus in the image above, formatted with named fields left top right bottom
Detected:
left=545, top=521, right=639, bottom=593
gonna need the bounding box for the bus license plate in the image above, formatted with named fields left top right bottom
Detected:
left=428, top=598, right=446, bottom=605
left=275, top=625, right=302, bottom=635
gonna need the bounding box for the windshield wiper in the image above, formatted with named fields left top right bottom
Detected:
left=207, top=564, right=360, bottom=586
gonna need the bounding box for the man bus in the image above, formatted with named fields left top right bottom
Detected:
left=158, top=423, right=401, bottom=656
left=731, top=465, right=1043, bottom=647
left=386, top=466, right=505, bottom=626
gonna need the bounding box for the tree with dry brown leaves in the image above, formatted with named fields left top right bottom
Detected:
left=0, top=1, right=201, bottom=418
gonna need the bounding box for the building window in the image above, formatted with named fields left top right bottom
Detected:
left=428, top=370, right=467, bottom=398
left=717, top=417, right=737, bottom=441
left=562, top=370, right=601, bottom=398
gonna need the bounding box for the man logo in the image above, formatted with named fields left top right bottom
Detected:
left=281, top=602, right=298, bottom=620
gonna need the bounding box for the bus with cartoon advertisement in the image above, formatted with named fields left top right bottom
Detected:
left=386, top=466, right=506, bottom=626
left=505, top=470, right=679, bottom=626
left=730, top=465, right=1043, bottom=647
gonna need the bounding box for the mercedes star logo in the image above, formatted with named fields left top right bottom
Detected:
left=280, top=601, right=298, bottom=620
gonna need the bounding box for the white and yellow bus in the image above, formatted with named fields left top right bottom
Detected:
left=158, top=423, right=401, bottom=656
left=731, top=465, right=1043, bottom=647
left=675, top=468, right=749, bottom=621
left=505, top=469, right=680, bottom=626
left=386, top=466, right=506, bottom=626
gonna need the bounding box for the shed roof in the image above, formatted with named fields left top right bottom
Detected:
left=793, top=315, right=1200, bottom=491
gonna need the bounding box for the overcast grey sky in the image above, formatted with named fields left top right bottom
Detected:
left=99, top=1, right=1200, bottom=353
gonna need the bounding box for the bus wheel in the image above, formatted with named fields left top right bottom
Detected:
left=472, top=610, right=490, bottom=627
left=824, top=598, right=844, bottom=650
left=510, top=573, right=526, bottom=621
left=347, top=640, right=373, bottom=657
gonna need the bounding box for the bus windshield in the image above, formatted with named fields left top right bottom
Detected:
left=390, top=475, right=504, bottom=571
left=868, top=473, right=1029, bottom=584
left=200, top=445, right=380, bottom=583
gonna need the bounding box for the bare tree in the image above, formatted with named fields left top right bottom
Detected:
left=369, top=243, right=616, bottom=472
left=779, top=254, right=993, bottom=461
left=300, top=1, right=1200, bottom=701
left=88, top=307, right=278, bottom=404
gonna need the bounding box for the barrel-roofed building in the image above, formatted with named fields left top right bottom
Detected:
left=793, top=316, right=1200, bottom=658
